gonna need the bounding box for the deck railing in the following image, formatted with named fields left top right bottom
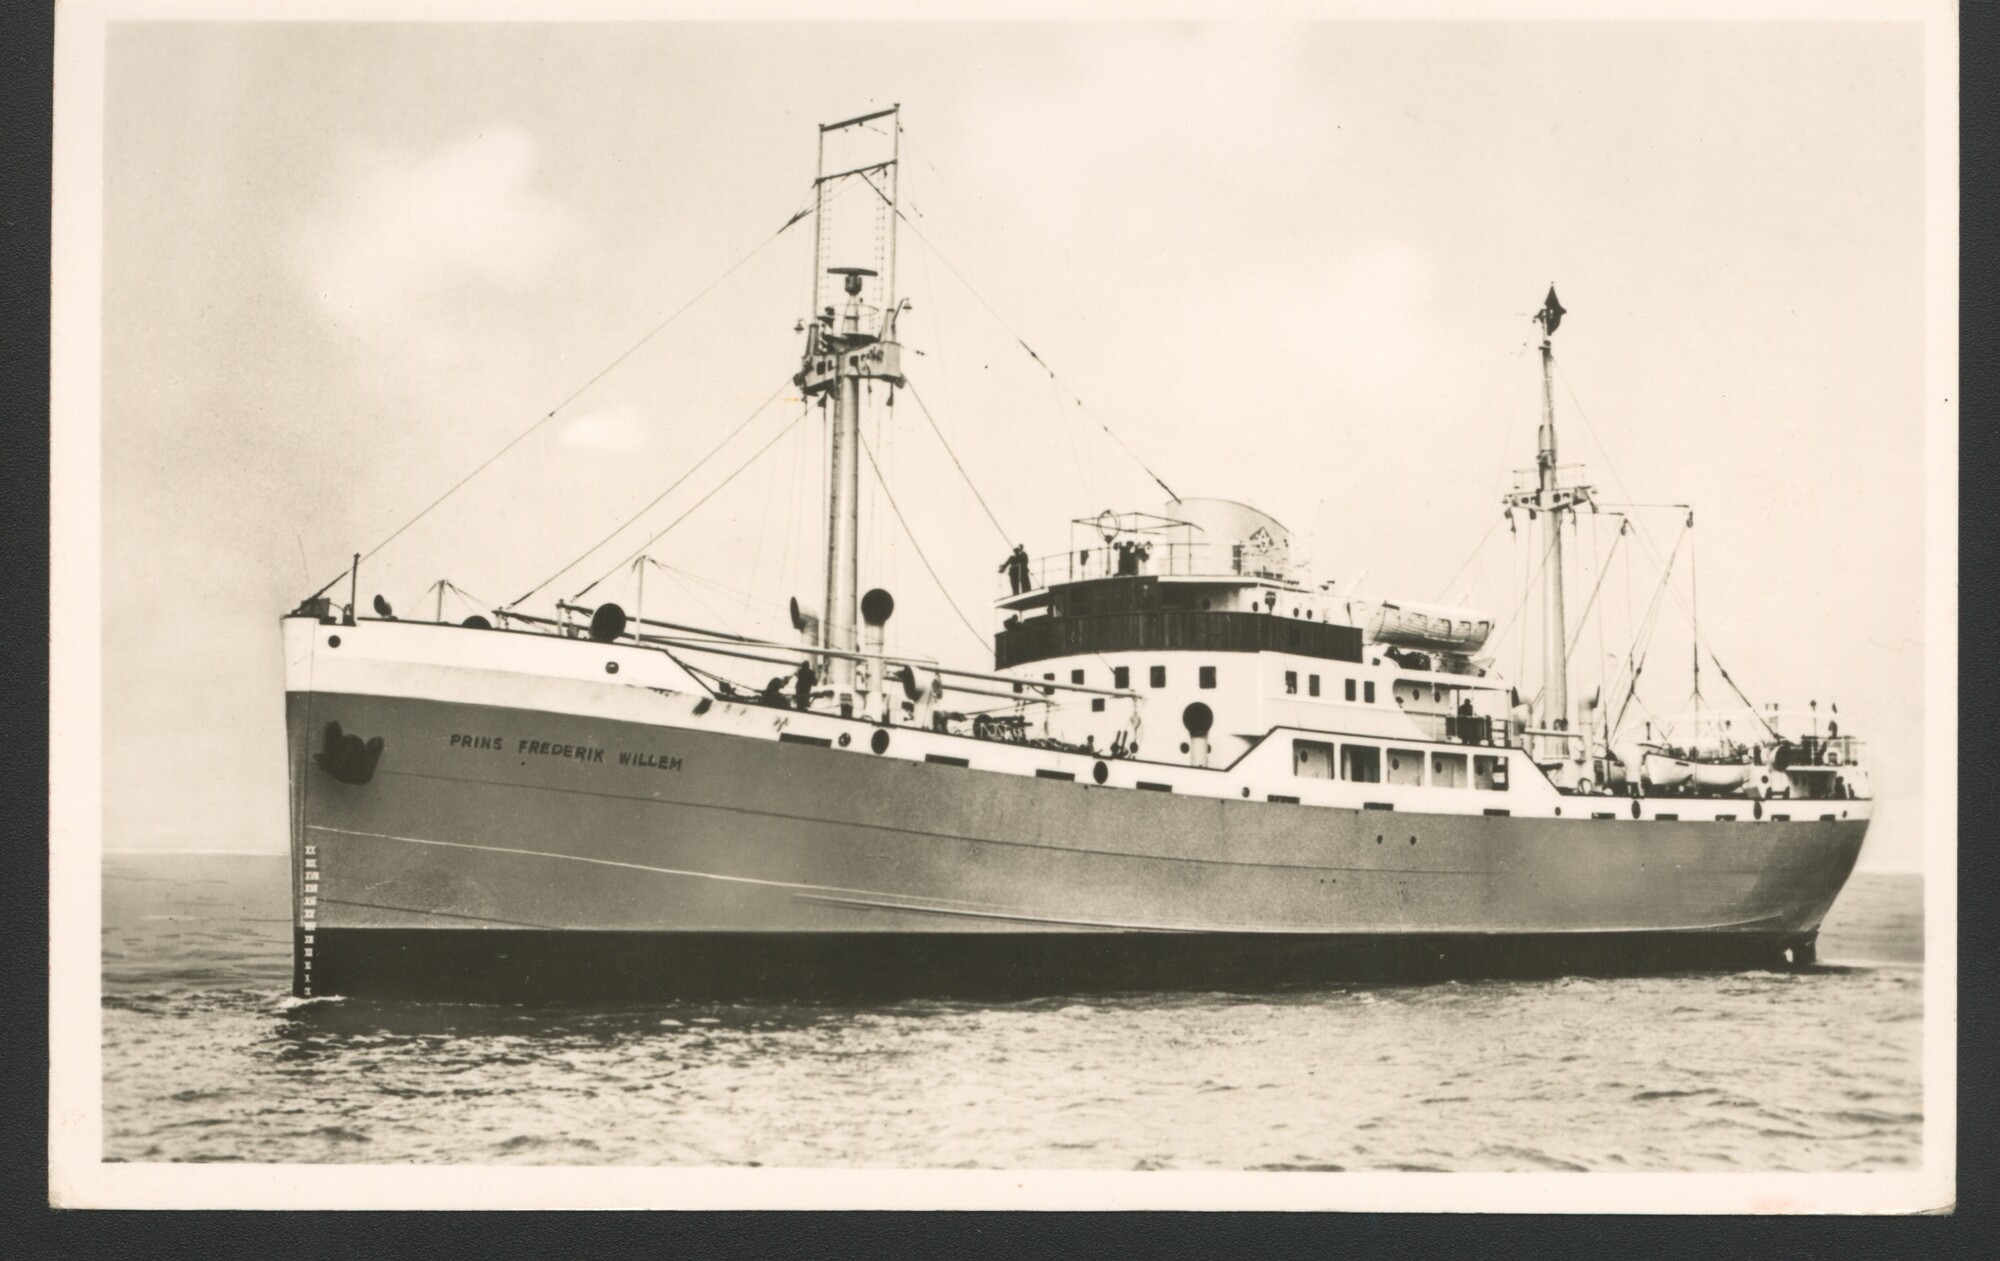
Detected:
left=1004, top=542, right=1291, bottom=596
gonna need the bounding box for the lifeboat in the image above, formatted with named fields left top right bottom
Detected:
left=1688, top=759, right=1749, bottom=792
left=1641, top=749, right=1693, bottom=788
left=1367, top=600, right=1495, bottom=654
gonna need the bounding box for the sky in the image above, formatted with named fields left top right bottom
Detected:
left=94, top=18, right=1931, bottom=868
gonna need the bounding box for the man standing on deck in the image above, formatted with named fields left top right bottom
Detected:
left=1000, top=544, right=1031, bottom=594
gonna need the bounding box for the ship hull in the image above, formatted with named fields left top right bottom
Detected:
left=284, top=624, right=1868, bottom=1000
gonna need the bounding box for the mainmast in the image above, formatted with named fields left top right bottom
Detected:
left=1535, top=288, right=1569, bottom=733
left=1504, top=286, right=1593, bottom=775
left=794, top=106, right=906, bottom=716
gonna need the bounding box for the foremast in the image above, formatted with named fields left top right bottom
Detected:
left=793, top=106, right=906, bottom=716
left=1503, top=287, right=1594, bottom=780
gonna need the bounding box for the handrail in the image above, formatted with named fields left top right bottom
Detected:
left=1007, top=541, right=1295, bottom=594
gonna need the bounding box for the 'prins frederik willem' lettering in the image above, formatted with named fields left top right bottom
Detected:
left=448, top=732, right=678, bottom=771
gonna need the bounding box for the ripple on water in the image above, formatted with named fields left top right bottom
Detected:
left=99, top=855, right=1926, bottom=1169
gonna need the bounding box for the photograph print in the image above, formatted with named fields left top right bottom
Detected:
left=51, top=0, right=1955, bottom=1212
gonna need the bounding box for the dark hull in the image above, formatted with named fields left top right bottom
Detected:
left=299, top=925, right=1821, bottom=1003
left=283, top=619, right=1867, bottom=1002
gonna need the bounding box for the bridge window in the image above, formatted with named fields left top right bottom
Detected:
left=1344, top=678, right=1357, bottom=701
left=1431, top=752, right=1468, bottom=788
left=1364, top=681, right=1376, bottom=704
left=1474, top=754, right=1510, bottom=791
left=1199, top=665, right=1217, bottom=689
left=1341, top=744, right=1382, bottom=783
left=1309, top=674, right=1321, bottom=697
left=1387, top=748, right=1423, bottom=786
left=1070, top=669, right=1085, bottom=685
left=1284, top=670, right=1298, bottom=694
left=1149, top=665, right=1166, bottom=689
left=1294, top=740, right=1334, bottom=779
left=1113, top=666, right=1130, bottom=689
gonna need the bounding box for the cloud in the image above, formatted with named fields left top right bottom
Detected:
left=559, top=405, right=651, bottom=454
left=293, top=127, right=578, bottom=355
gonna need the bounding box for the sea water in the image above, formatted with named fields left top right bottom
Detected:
left=101, top=854, right=1922, bottom=1169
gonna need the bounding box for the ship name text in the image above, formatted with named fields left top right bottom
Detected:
left=447, top=732, right=680, bottom=772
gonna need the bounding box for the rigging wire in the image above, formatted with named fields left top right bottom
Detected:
left=573, top=404, right=812, bottom=602
left=1553, top=359, right=1776, bottom=726
left=308, top=194, right=818, bottom=600
left=1489, top=524, right=1561, bottom=665
left=504, top=381, right=792, bottom=608
left=843, top=165, right=1180, bottom=504
left=857, top=431, right=992, bottom=655
left=1431, top=514, right=1504, bottom=604
left=905, top=381, right=1015, bottom=546
left=1608, top=518, right=1691, bottom=735
left=1564, top=517, right=1629, bottom=656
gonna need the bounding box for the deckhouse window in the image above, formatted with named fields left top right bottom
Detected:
left=1199, top=666, right=1217, bottom=689
left=1431, top=752, right=1468, bottom=788
left=1344, top=679, right=1357, bottom=702
left=1294, top=740, right=1334, bottom=779
left=1309, top=674, right=1321, bottom=697
left=1364, top=681, right=1376, bottom=704
left=1387, top=749, right=1423, bottom=786
left=1071, top=669, right=1085, bottom=685
left=1113, top=666, right=1130, bottom=690
left=1341, top=744, right=1382, bottom=783
left=1149, top=665, right=1166, bottom=689
left=1474, top=754, right=1510, bottom=792
left=1284, top=670, right=1298, bottom=694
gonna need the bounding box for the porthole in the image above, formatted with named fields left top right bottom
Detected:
left=1631, top=798, right=1642, bottom=819
left=1376, top=835, right=1383, bottom=844
left=871, top=729, right=890, bottom=755
left=1555, top=807, right=1562, bottom=817
left=1241, top=787, right=1250, bottom=798
left=1093, top=760, right=1109, bottom=785
left=605, top=661, right=620, bottom=674
left=327, top=635, right=341, bottom=648
left=693, top=697, right=713, bottom=716
left=837, top=732, right=852, bottom=747
left=1408, top=836, right=1416, bottom=846
left=1754, top=799, right=1764, bottom=820
left=1180, top=742, right=1190, bottom=754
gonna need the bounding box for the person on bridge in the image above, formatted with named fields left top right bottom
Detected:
left=1000, top=544, right=1031, bottom=594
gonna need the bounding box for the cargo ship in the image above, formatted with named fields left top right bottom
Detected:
left=282, top=108, right=1868, bottom=1000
